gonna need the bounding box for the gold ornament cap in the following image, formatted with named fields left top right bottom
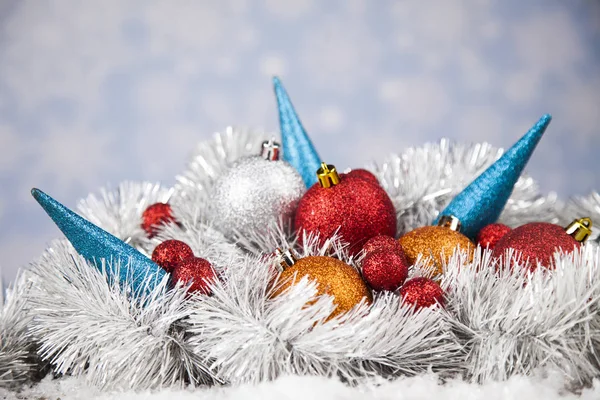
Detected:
left=437, top=215, right=462, bottom=232
left=316, top=162, right=340, bottom=188
left=260, top=139, right=281, bottom=161
left=565, top=217, right=593, bottom=243
left=275, top=248, right=298, bottom=270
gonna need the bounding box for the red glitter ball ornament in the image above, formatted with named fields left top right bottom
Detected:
left=400, top=277, right=444, bottom=309
left=362, top=235, right=403, bottom=255
left=362, top=250, right=409, bottom=291
left=345, top=169, right=380, bottom=185
left=142, top=203, right=176, bottom=237
left=151, top=240, right=194, bottom=273
left=492, top=222, right=580, bottom=271
left=172, top=257, right=216, bottom=295
left=477, top=223, right=512, bottom=250
left=294, top=163, right=397, bottom=255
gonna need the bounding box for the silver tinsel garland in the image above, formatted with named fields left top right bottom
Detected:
left=3, top=128, right=600, bottom=392
left=0, top=273, right=34, bottom=389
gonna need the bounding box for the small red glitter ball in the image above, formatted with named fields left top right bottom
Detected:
left=141, top=203, right=176, bottom=237
left=362, top=235, right=402, bottom=255
left=492, top=222, right=580, bottom=271
left=400, top=277, right=444, bottom=309
left=477, top=223, right=512, bottom=250
left=151, top=240, right=194, bottom=273
left=345, top=169, right=379, bottom=185
left=294, top=173, right=397, bottom=255
left=172, top=257, right=216, bottom=295
left=362, top=250, right=409, bottom=292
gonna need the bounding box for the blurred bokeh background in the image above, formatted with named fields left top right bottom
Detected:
left=1, top=0, right=599, bottom=282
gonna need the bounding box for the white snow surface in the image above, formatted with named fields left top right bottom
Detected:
left=2, top=373, right=600, bottom=400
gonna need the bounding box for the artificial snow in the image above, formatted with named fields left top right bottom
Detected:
left=2, top=373, right=600, bottom=400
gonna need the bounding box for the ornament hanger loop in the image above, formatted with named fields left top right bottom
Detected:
left=260, top=139, right=281, bottom=161
left=275, top=248, right=298, bottom=270
left=317, top=162, right=340, bottom=188
left=565, top=217, right=593, bottom=243
left=437, top=215, right=462, bottom=232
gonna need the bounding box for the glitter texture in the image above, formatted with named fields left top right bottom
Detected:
left=151, top=240, right=194, bottom=273
left=361, top=250, right=409, bottom=292
left=273, top=77, right=321, bottom=188
left=295, top=172, right=397, bottom=255
left=31, top=188, right=166, bottom=294
left=210, top=156, right=305, bottom=238
left=492, top=222, right=580, bottom=271
left=362, top=235, right=403, bottom=255
left=172, top=257, right=216, bottom=294
left=141, top=202, right=175, bottom=237
left=434, top=114, right=552, bottom=239
left=273, top=255, right=372, bottom=319
left=345, top=169, right=380, bottom=185
left=399, top=226, right=474, bottom=274
left=400, top=277, right=444, bottom=309
left=477, top=223, right=512, bottom=250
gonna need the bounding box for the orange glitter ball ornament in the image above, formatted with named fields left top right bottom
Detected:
left=272, top=255, right=372, bottom=319
left=399, top=226, right=474, bottom=275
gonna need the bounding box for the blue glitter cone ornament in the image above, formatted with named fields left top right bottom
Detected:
left=434, top=114, right=552, bottom=239
left=31, top=188, right=166, bottom=295
left=273, top=76, right=321, bottom=187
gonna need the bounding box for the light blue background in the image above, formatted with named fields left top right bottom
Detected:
left=1, top=0, right=599, bottom=282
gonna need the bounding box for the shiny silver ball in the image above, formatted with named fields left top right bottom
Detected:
left=210, top=156, right=306, bottom=237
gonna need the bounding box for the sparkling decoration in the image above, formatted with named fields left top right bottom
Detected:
left=172, top=257, right=216, bottom=295
left=361, top=250, right=409, bottom=292
left=18, top=80, right=600, bottom=393
left=399, top=226, right=474, bottom=274
left=209, top=144, right=305, bottom=238
left=434, top=114, right=551, bottom=239
left=295, top=163, right=397, bottom=255
left=362, top=235, right=403, bottom=255
left=273, top=77, right=321, bottom=187
left=175, top=127, right=271, bottom=206
left=492, top=219, right=591, bottom=271
left=151, top=240, right=194, bottom=273
left=31, top=188, right=166, bottom=295
left=400, top=277, right=445, bottom=309
left=273, top=255, right=372, bottom=319
left=370, top=140, right=561, bottom=235
left=141, top=202, right=176, bottom=238
left=345, top=168, right=380, bottom=185
left=477, top=223, right=512, bottom=249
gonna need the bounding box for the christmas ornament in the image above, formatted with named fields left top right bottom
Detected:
left=172, top=257, right=216, bottom=295
left=273, top=77, right=321, bottom=187
left=362, top=235, right=403, bottom=255
left=492, top=218, right=592, bottom=271
left=477, top=223, right=512, bottom=249
left=210, top=139, right=305, bottom=238
left=151, top=240, right=194, bottom=273
left=361, top=250, right=409, bottom=292
left=295, top=163, right=397, bottom=255
left=141, top=202, right=176, bottom=237
left=399, top=220, right=474, bottom=275
left=31, top=188, right=166, bottom=294
left=400, top=277, right=445, bottom=309
left=434, top=114, right=552, bottom=239
left=345, top=168, right=380, bottom=185
left=273, top=254, right=372, bottom=319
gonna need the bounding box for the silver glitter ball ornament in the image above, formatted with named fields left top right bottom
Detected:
left=210, top=142, right=306, bottom=238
